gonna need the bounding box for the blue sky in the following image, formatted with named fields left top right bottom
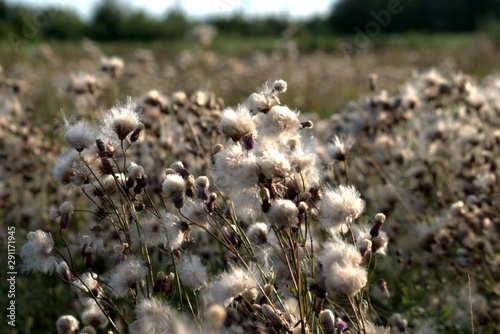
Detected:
left=6, top=0, right=336, bottom=20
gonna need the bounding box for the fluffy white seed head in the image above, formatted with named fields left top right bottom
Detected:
left=127, top=162, right=145, bottom=180
left=100, top=99, right=141, bottom=142
left=107, top=257, right=147, bottom=297
left=317, top=240, right=368, bottom=297
left=73, top=272, right=103, bottom=307
left=327, top=135, right=354, bottom=161
left=161, top=210, right=189, bottom=250
left=258, top=150, right=292, bottom=180
left=320, top=185, right=365, bottom=234
left=218, top=105, right=255, bottom=142
left=161, top=174, right=185, bottom=197
left=65, top=119, right=98, bottom=152
left=325, top=262, right=367, bottom=297
left=247, top=222, right=269, bottom=244
left=246, top=80, right=288, bottom=114
left=206, top=263, right=260, bottom=307
left=53, top=151, right=79, bottom=186
left=131, top=214, right=167, bottom=247
left=80, top=225, right=108, bottom=254
left=20, top=230, right=58, bottom=274
left=257, top=105, right=301, bottom=142
left=162, top=173, right=185, bottom=208
left=265, top=199, right=299, bottom=229
left=56, top=315, right=79, bottom=334
left=129, top=297, right=171, bottom=334
left=212, top=143, right=261, bottom=219
left=178, top=254, right=208, bottom=291
left=81, top=304, right=108, bottom=329
left=59, top=201, right=74, bottom=216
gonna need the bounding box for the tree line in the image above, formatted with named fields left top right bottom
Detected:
left=1, top=0, right=500, bottom=42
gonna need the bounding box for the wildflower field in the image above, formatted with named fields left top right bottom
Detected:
left=1, top=33, right=499, bottom=334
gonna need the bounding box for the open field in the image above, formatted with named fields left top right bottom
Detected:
left=1, top=33, right=499, bottom=333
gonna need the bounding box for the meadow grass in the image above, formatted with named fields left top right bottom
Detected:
left=1, top=33, right=499, bottom=333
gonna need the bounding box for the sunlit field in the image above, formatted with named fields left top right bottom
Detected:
left=1, top=31, right=499, bottom=334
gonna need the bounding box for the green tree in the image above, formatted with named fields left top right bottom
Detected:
left=41, top=8, right=85, bottom=40
left=86, top=0, right=128, bottom=40
left=327, top=0, right=500, bottom=33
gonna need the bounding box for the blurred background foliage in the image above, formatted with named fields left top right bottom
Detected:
left=1, top=1, right=500, bottom=333
left=1, top=0, right=500, bottom=42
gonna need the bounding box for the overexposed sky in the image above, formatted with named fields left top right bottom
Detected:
left=6, top=0, right=336, bottom=20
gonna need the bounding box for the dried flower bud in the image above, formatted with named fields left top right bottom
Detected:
left=113, top=244, right=127, bottom=264
left=136, top=175, right=148, bottom=188
left=126, top=178, right=135, bottom=188
left=260, top=187, right=271, bottom=213
left=204, top=304, right=227, bottom=332
left=59, top=201, right=74, bottom=230
left=96, top=139, right=106, bottom=153
left=162, top=174, right=185, bottom=209
left=359, top=239, right=372, bottom=258
left=390, top=313, right=407, bottom=332
left=101, top=157, right=113, bottom=175
left=164, top=168, right=177, bottom=176
left=370, top=221, right=383, bottom=238
left=264, top=284, right=274, bottom=296
left=298, top=201, right=308, bottom=214
left=170, top=161, right=190, bottom=178
left=272, top=79, right=287, bottom=94
left=134, top=202, right=144, bottom=211
left=212, top=143, right=224, bottom=164
left=335, top=320, right=348, bottom=331
left=223, top=226, right=241, bottom=248
left=206, top=192, right=217, bottom=213
left=80, top=326, right=96, bottom=334
left=212, top=143, right=224, bottom=155
left=243, top=134, right=254, bottom=150
left=319, top=309, right=336, bottom=334
left=300, top=120, right=314, bottom=129
left=240, top=287, right=258, bottom=304
left=130, top=122, right=144, bottom=142
left=375, top=213, right=386, bottom=223
left=57, top=261, right=72, bottom=283
left=298, top=201, right=308, bottom=224
left=49, top=209, right=61, bottom=220
left=153, top=271, right=166, bottom=292
left=378, top=279, right=390, bottom=298
left=262, top=304, right=285, bottom=329
left=84, top=246, right=93, bottom=269
left=133, top=184, right=143, bottom=195
left=252, top=304, right=263, bottom=313
left=185, top=175, right=195, bottom=198
left=194, top=176, right=210, bottom=200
